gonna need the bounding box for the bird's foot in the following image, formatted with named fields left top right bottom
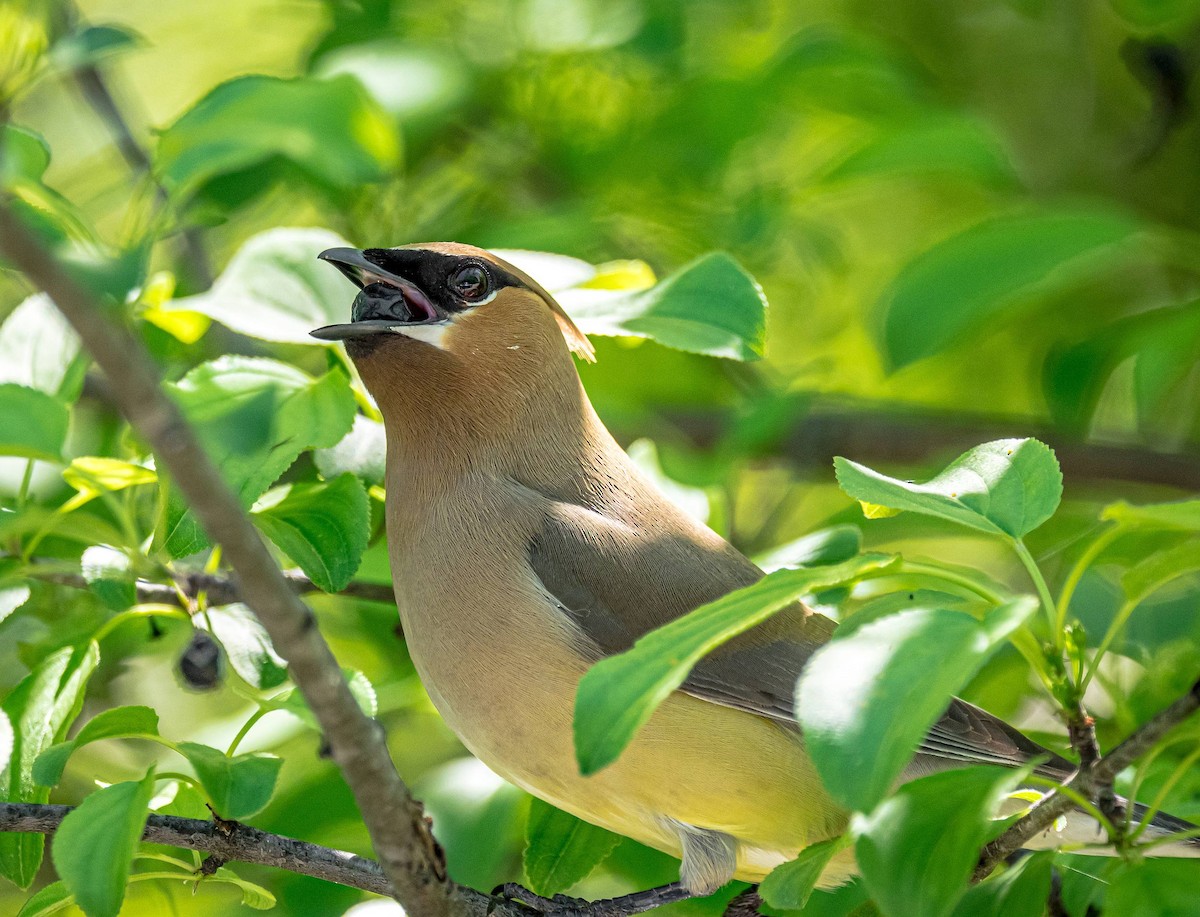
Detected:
left=492, top=881, right=693, bottom=916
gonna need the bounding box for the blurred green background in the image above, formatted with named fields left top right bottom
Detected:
left=3, top=0, right=1200, bottom=914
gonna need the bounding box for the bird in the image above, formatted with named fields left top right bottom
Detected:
left=312, top=242, right=1199, bottom=914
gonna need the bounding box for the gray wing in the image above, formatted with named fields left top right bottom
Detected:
left=530, top=499, right=1074, bottom=778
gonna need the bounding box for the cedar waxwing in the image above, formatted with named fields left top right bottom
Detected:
left=312, top=243, right=1199, bottom=912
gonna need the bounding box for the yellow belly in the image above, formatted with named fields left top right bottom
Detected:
left=399, top=597, right=847, bottom=883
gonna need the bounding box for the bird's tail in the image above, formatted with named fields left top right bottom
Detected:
left=1018, top=793, right=1200, bottom=857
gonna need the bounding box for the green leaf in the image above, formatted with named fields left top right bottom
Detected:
left=879, top=208, right=1140, bottom=369
left=853, top=767, right=1023, bottom=917
left=62, top=456, right=156, bottom=513
left=155, top=75, right=399, bottom=204
left=313, top=40, right=469, bottom=122
left=33, top=705, right=159, bottom=788
left=80, top=545, right=135, bottom=611
left=1105, top=859, right=1200, bottom=916
left=314, top=414, right=387, bottom=486
left=559, top=253, right=768, bottom=360
left=0, top=384, right=69, bottom=461
left=177, top=742, right=281, bottom=819
left=951, top=851, right=1053, bottom=917
left=795, top=597, right=1037, bottom=811
left=755, top=525, right=863, bottom=572
left=51, top=769, right=157, bottom=917
left=0, top=711, right=11, bottom=776
left=823, top=115, right=1016, bottom=187
left=573, top=553, right=897, bottom=776
left=759, top=836, right=852, bottom=910
left=170, top=227, right=357, bottom=345
left=834, top=438, right=1062, bottom=539
left=49, top=24, right=144, bottom=71
left=1043, top=303, right=1200, bottom=436
left=160, top=356, right=355, bottom=557
left=1109, top=0, right=1200, bottom=27
left=0, top=294, right=85, bottom=399
left=1102, top=498, right=1200, bottom=532
left=211, top=866, right=277, bottom=909
left=1, top=126, right=51, bottom=188
left=0, top=642, right=100, bottom=888
left=1120, top=541, right=1200, bottom=606
left=0, top=582, right=31, bottom=625
left=201, top=604, right=288, bottom=690
left=16, top=880, right=72, bottom=917
left=626, top=439, right=710, bottom=524
left=252, top=473, right=369, bottom=592
left=264, top=668, right=377, bottom=725
left=524, top=798, right=620, bottom=896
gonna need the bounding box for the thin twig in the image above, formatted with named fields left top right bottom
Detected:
left=976, top=676, right=1200, bottom=880
left=66, top=3, right=213, bottom=288
left=0, top=200, right=458, bottom=914
left=26, top=565, right=396, bottom=608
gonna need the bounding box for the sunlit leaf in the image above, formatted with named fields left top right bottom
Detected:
left=834, top=439, right=1062, bottom=539
left=1103, top=498, right=1200, bottom=532
left=155, top=75, right=400, bottom=205
left=0, top=642, right=100, bottom=887
left=524, top=798, right=620, bottom=896
left=854, top=767, right=1024, bottom=917
left=160, top=356, right=355, bottom=557
left=52, top=769, right=157, bottom=917
left=879, top=208, right=1140, bottom=369
left=0, top=582, right=31, bottom=625
left=796, top=598, right=1037, bottom=811
left=177, top=742, right=281, bottom=819
left=33, top=705, right=160, bottom=788
left=0, top=384, right=68, bottom=462
left=171, top=227, right=356, bottom=345
left=625, top=439, right=709, bottom=524
left=755, top=525, right=863, bottom=572
left=202, top=604, right=288, bottom=691
left=212, top=866, right=277, bottom=909
left=313, top=40, right=469, bottom=122
left=252, top=473, right=369, bottom=592
left=0, top=294, right=85, bottom=399
left=80, top=545, right=135, bottom=611
left=15, top=879, right=71, bottom=917
left=759, top=836, right=852, bottom=911
left=314, top=414, right=386, bottom=486
left=574, top=554, right=897, bottom=776
left=559, top=253, right=768, bottom=360
left=62, top=456, right=157, bottom=513
left=264, top=668, right=377, bottom=726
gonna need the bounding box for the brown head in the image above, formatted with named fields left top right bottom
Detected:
left=313, top=242, right=599, bottom=476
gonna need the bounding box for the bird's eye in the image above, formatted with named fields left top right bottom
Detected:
left=450, top=263, right=490, bottom=302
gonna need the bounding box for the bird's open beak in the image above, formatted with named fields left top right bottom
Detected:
left=311, top=247, right=445, bottom=342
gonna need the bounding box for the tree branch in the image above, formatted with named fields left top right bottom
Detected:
left=663, top=404, right=1200, bottom=492
left=0, top=200, right=460, bottom=914
left=0, top=803, right=539, bottom=916
left=25, top=565, right=396, bottom=609
left=976, top=675, right=1200, bottom=880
